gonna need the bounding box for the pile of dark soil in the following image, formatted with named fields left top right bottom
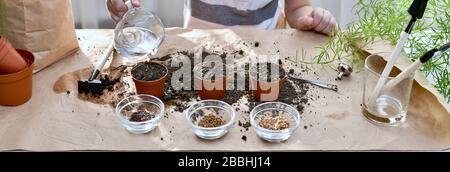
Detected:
left=161, top=51, right=197, bottom=105
left=243, top=79, right=309, bottom=113
left=155, top=50, right=310, bottom=115
left=129, top=110, right=156, bottom=122
left=78, top=75, right=120, bottom=97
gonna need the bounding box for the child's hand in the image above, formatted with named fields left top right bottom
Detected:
left=296, top=7, right=338, bottom=36
left=107, top=0, right=141, bottom=23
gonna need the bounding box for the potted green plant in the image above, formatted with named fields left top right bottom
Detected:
left=300, top=0, right=449, bottom=103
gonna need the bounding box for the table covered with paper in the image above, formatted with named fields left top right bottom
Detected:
left=0, top=29, right=449, bottom=151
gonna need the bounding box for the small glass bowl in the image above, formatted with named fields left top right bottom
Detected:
left=186, top=100, right=236, bottom=140
left=115, top=95, right=165, bottom=134
left=250, top=102, right=300, bottom=142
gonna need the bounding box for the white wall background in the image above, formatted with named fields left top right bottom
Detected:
left=71, top=0, right=364, bottom=29
left=72, top=0, right=184, bottom=28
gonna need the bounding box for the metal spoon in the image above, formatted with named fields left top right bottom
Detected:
left=289, top=74, right=338, bottom=92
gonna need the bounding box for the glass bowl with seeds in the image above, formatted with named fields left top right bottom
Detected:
left=115, top=95, right=165, bottom=134
left=186, top=100, right=236, bottom=140
left=250, top=102, right=300, bottom=142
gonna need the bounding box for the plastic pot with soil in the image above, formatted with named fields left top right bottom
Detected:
left=0, top=49, right=35, bottom=106
left=131, top=61, right=168, bottom=99
left=250, top=62, right=286, bottom=102
left=193, top=62, right=228, bottom=100
left=0, top=36, right=28, bottom=74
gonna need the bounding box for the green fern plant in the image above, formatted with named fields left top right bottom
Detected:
left=312, top=0, right=450, bottom=103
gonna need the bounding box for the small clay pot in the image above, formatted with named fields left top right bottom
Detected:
left=251, top=76, right=285, bottom=102
left=0, top=49, right=35, bottom=106
left=249, top=63, right=286, bottom=102
left=196, top=76, right=227, bottom=100
left=132, top=61, right=168, bottom=99
left=0, top=37, right=28, bottom=74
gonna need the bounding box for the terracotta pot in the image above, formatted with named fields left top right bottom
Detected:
left=0, top=49, right=35, bottom=106
left=0, top=37, right=28, bottom=74
left=251, top=76, right=285, bottom=102
left=196, top=76, right=227, bottom=100
left=132, top=62, right=168, bottom=99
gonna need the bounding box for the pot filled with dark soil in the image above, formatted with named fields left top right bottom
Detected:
left=131, top=61, right=168, bottom=98
left=250, top=62, right=286, bottom=102
left=194, top=61, right=228, bottom=100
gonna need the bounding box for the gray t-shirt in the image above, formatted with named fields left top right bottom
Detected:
left=184, top=0, right=284, bottom=29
